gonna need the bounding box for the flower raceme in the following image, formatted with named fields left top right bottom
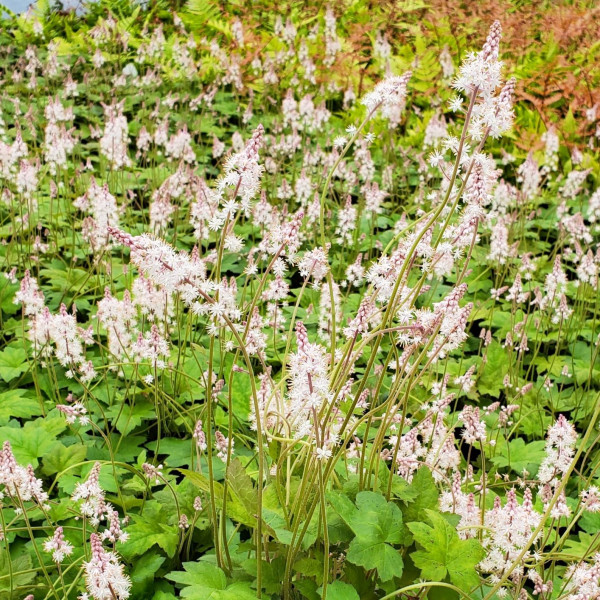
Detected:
left=361, top=71, right=412, bottom=117
left=0, top=441, right=49, bottom=507
left=83, top=534, right=131, bottom=600
left=44, top=527, right=74, bottom=564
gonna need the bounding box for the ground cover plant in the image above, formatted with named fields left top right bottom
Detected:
left=1, top=0, right=600, bottom=598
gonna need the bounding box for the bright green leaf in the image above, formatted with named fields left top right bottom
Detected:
left=408, top=510, right=484, bottom=591
left=319, top=580, right=359, bottom=600
left=0, top=347, right=28, bottom=381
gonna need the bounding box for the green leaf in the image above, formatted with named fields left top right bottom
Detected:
left=403, top=467, right=439, bottom=523
left=295, top=579, right=320, bottom=600
left=261, top=508, right=293, bottom=545
left=319, top=580, right=359, bottom=600
left=348, top=492, right=404, bottom=545
left=41, top=442, right=87, bottom=476
left=105, top=400, right=156, bottom=435
left=242, top=557, right=285, bottom=595
left=121, top=515, right=179, bottom=558
left=230, top=369, right=251, bottom=419
left=227, top=458, right=257, bottom=516
left=391, top=475, right=418, bottom=502
left=0, top=347, right=28, bottom=381
left=146, top=438, right=192, bottom=467
left=166, top=562, right=256, bottom=600
left=0, top=279, right=18, bottom=315
left=477, top=341, right=509, bottom=398
left=331, top=491, right=406, bottom=582
left=346, top=537, right=404, bottom=582
left=0, top=416, right=65, bottom=466
left=0, top=549, right=35, bottom=597
left=490, top=438, right=547, bottom=476
left=0, top=389, right=42, bottom=425
left=181, top=469, right=256, bottom=527
left=408, top=510, right=484, bottom=591
left=327, top=491, right=357, bottom=524
left=563, top=109, right=577, bottom=135
left=167, top=562, right=226, bottom=589
left=562, top=532, right=598, bottom=559
left=131, top=552, right=166, bottom=584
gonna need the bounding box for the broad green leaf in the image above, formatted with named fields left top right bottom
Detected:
left=121, top=515, right=179, bottom=558
left=262, top=508, right=293, bottom=544
left=563, top=532, right=598, bottom=559
left=490, top=438, right=546, bottom=476
left=563, top=109, right=577, bottom=135
left=477, top=341, right=509, bottom=398
left=408, top=510, right=484, bottom=591
left=242, top=557, right=285, bottom=595
left=346, top=537, right=404, bottom=582
left=105, top=400, right=156, bottom=435
left=295, top=579, right=320, bottom=600
left=0, top=416, right=65, bottom=466
left=167, top=562, right=226, bottom=589
left=131, top=552, right=166, bottom=584
left=146, top=438, right=192, bottom=467
left=403, top=467, right=439, bottom=523
left=348, top=491, right=404, bottom=545
left=331, top=491, right=406, bottom=581
left=41, top=442, right=87, bottom=475
left=166, top=562, right=256, bottom=600
left=327, top=491, right=357, bottom=525
left=0, top=389, right=42, bottom=424
left=318, top=580, right=359, bottom=600
left=0, top=549, right=35, bottom=597
left=0, top=347, right=28, bottom=381
left=181, top=469, right=256, bottom=527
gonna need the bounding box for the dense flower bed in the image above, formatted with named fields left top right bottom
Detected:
left=1, top=2, right=600, bottom=599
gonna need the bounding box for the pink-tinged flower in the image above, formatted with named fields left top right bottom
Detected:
left=439, top=472, right=481, bottom=539
left=0, top=441, right=49, bottom=507
left=72, top=463, right=109, bottom=525
left=453, top=21, right=503, bottom=100
left=282, top=322, right=333, bottom=442
left=97, top=288, right=137, bottom=360
left=101, top=510, right=129, bottom=544
left=56, top=401, right=89, bottom=425
left=459, top=405, right=487, bottom=444
left=479, top=488, right=541, bottom=580
left=361, top=71, right=411, bottom=115
left=99, top=101, right=130, bottom=169
left=214, top=431, right=233, bottom=462
left=298, top=247, right=329, bottom=283
left=165, top=125, right=195, bottom=163
left=14, top=270, right=45, bottom=315
left=517, top=153, right=541, bottom=200
left=538, top=415, right=577, bottom=486
left=84, top=534, right=131, bottom=600
left=581, top=487, right=600, bottom=513
left=142, top=462, right=163, bottom=485
left=108, top=227, right=204, bottom=301
left=563, top=551, right=600, bottom=599
left=193, top=420, right=207, bottom=451
left=74, top=179, right=120, bottom=252
left=44, top=527, right=74, bottom=563
left=132, top=324, right=170, bottom=369
left=216, top=124, right=265, bottom=212
left=344, top=297, right=375, bottom=339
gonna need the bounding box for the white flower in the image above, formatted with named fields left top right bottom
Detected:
left=84, top=534, right=131, bottom=600
left=315, top=447, right=332, bottom=460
